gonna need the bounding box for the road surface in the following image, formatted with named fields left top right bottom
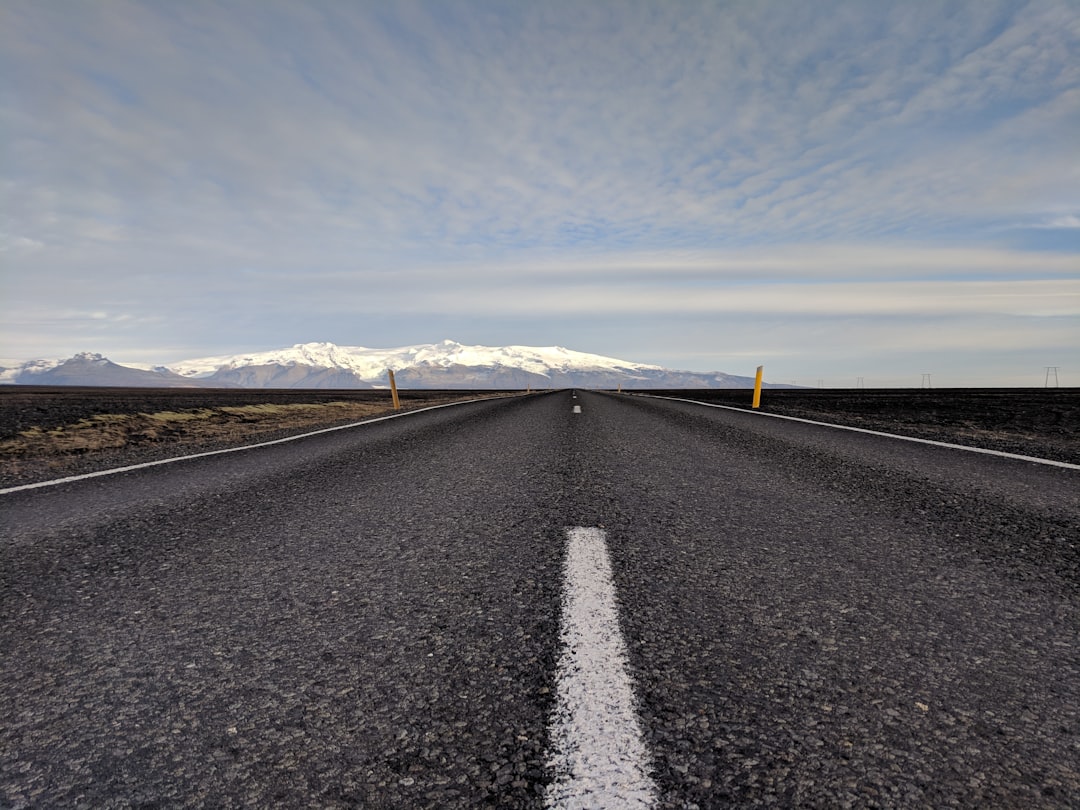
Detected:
left=2, top=390, right=1078, bottom=808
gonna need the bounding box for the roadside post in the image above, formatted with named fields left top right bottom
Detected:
left=752, top=365, right=763, bottom=409
left=388, top=369, right=401, bottom=410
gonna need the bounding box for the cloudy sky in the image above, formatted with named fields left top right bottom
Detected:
left=2, top=0, right=1078, bottom=386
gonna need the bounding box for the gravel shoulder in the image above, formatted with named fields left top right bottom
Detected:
left=636, top=388, right=1080, bottom=465
left=0, top=388, right=513, bottom=488
left=4, top=386, right=1076, bottom=489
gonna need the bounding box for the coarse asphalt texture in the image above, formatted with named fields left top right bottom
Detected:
left=2, top=390, right=1078, bottom=808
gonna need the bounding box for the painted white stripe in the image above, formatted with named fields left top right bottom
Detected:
left=573, top=405, right=582, bottom=413
left=546, top=527, right=657, bottom=809
left=646, top=395, right=1080, bottom=471
left=0, top=397, right=501, bottom=496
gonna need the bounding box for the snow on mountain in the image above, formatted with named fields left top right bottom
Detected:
left=168, top=339, right=663, bottom=381
left=1, top=353, right=205, bottom=387
left=4, top=340, right=776, bottom=389
left=0, top=357, right=63, bottom=383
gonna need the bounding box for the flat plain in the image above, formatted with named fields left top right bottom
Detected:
left=2, top=387, right=1076, bottom=490
left=0, top=387, right=508, bottom=488
left=636, top=388, right=1080, bottom=465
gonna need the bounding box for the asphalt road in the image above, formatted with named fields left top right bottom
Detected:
left=2, top=390, right=1078, bottom=808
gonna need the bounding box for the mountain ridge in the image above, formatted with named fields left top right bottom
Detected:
left=1, top=340, right=785, bottom=389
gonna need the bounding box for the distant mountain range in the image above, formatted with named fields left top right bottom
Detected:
left=1, top=340, right=789, bottom=389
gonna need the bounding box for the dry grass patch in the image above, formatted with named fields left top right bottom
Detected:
left=0, top=401, right=393, bottom=460
left=141, top=409, right=219, bottom=423
left=0, top=394, right=508, bottom=467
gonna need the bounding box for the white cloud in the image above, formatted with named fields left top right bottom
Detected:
left=5, top=0, right=1077, bottom=255
left=1038, top=214, right=1080, bottom=229
left=389, top=279, right=1080, bottom=319
left=0, top=234, right=45, bottom=252
left=1, top=0, right=1076, bottom=384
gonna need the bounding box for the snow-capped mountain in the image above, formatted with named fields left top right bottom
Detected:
left=2, top=340, right=779, bottom=389
left=0, top=352, right=204, bottom=388
left=169, top=340, right=668, bottom=385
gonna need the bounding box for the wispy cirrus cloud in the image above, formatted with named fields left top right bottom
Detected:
left=1036, top=215, right=1080, bottom=229
left=1, top=0, right=1077, bottom=384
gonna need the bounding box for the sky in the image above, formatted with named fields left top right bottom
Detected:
left=2, top=0, right=1078, bottom=387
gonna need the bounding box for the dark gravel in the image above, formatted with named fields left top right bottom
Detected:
left=2, top=390, right=1077, bottom=808
left=638, top=388, right=1080, bottom=466
left=0, top=388, right=507, bottom=489
left=0, top=387, right=500, bottom=439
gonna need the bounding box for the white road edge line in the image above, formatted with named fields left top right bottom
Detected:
left=643, top=395, right=1080, bottom=471
left=0, top=397, right=501, bottom=496
left=546, top=527, right=657, bottom=809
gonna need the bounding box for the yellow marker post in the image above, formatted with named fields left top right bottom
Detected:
left=388, top=369, right=401, bottom=410
left=752, top=365, right=763, bottom=409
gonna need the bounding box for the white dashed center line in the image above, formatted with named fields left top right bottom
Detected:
left=573, top=405, right=582, bottom=413
left=545, top=527, right=657, bottom=809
